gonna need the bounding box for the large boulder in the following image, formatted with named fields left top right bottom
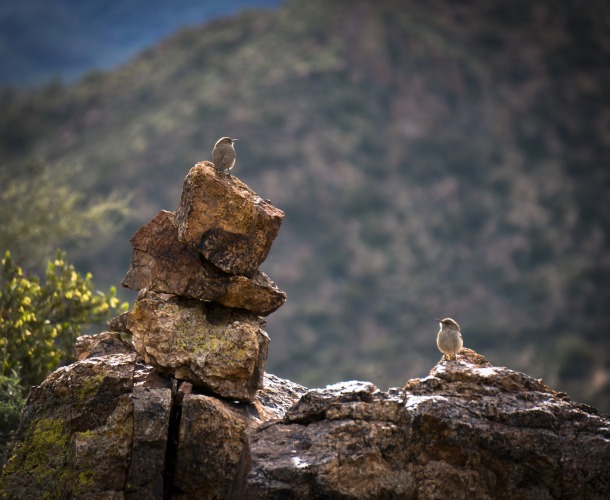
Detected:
left=128, top=289, right=270, bottom=403
left=245, top=349, right=610, bottom=499
left=122, top=210, right=286, bottom=316
left=174, top=162, right=284, bottom=277
left=3, top=346, right=610, bottom=499
left=0, top=351, right=166, bottom=499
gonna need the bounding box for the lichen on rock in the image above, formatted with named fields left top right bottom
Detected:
left=128, top=289, right=269, bottom=403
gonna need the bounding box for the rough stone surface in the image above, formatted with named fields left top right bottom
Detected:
left=174, top=162, right=284, bottom=277
left=75, top=331, right=134, bottom=360
left=0, top=337, right=305, bottom=499
left=245, top=349, right=610, bottom=499
left=128, top=289, right=269, bottom=403
left=173, top=394, right=250, bottom=497
left=3, top=347, right=610, bottom=499
left=108, top=311, right=133, bottom=334
left=126, top=362, right=172, bottom=497
left=0, top=353, right=137, bottom=498
left=122, top=210, right=286, bottom=316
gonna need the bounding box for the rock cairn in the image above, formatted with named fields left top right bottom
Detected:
left=121, top=161, right=286, bottom=402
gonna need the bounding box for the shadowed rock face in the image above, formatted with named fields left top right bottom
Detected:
left=0, top=336, right=307, bottom=499
left=122, top=209, right=286, bottom=316
left=174, top=162, right=284, bottom=277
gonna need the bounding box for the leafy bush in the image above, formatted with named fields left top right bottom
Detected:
left=0, top=250, right=128, bottom=388
left=0, top=250, right=128, bottom=460
left=0, top=370, right=25, bottom=464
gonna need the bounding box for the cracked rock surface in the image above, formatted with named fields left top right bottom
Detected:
left=2, top=345, right=610, bottom=498
left=127, top=289, right=270, bottom=403
left=174, top=162, right=284, bottom=277
left=122, top=209, right=286, bottom=316
left=0, top=336, right=306, bottom=499
left=245, top=349, right=610, bottom=499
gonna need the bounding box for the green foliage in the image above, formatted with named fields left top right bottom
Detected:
left=0, top=163, right=131, bottom=265
left=0, top=250, right=128, bottom=461
left=0, top=370, right=25, bottom=463
left=0, top=250, right=129, bottom=389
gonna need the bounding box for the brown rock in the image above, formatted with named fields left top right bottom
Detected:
left=108, top=311, right=132, bottom=334
left=0, top=347, right=304, bottom=499
left=172, top=373, right=307, bottom=497
left=174, top=162, right=284, bottom=277
left=0, top=353, right=138, bottom=498
left=126, top=362, right=173, bottom=497
left=75, top=331, right=135, bottom=360
left=128, top=289, right=269, bottom=403
left=245, top=350, right=610, bottom=499
left=173, top=394, right=250, bottom=497
left=122, top=210, right=286, bottom=316
left=5, top=348, right=609, bottom=499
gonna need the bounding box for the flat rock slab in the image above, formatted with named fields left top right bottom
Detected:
left=122, top=210, right=286, bottom=316
left=128, top=289, right=269, bottom=403
left=174, top=162, right=284, bottom=277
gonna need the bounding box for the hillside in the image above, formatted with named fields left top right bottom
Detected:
left=1, top=0, right=609, bottom=411
left=0, top=0, right=280, bottom=86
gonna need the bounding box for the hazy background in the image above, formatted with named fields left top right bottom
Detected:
left=1, top=0, right=609, bottom=412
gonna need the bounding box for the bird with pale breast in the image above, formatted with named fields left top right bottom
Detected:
left=436, top=317, right=463, bottom=361
left=212, top=137, right=238, bottom=177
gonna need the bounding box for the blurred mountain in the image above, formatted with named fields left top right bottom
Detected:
left=0, top=0, right=281, bottom=87
left=1, top=0, right=609, bottom=411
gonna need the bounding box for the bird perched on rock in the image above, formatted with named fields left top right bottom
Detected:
left=436, top=318, right=463, bottom=361
left=212, top=137, right=238, bottom=177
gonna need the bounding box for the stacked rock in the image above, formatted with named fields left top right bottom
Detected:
left=121, top=161, right=286, bottom=402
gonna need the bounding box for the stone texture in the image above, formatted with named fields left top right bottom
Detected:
left=173, top=394, right=250, bottom=497
left=0, top=342, right=304, bottom=499
left=75, top=331, right=134, bottom=360
left=0, top=353, right=137, bottom=499
left=127, top=289, right=269, bottom=403
left=245, top=349, right=610, bottom=499
left=171, top=373, right=307, bottom=498
left=3, top=348, right=610, bottom=498
left=126, top=362, right=172, bottom=498
left=108, top=311, right=133, bottom=334
left=174, top=162, right=284, bottom=277
left=122, top=210, right=286, bottom=316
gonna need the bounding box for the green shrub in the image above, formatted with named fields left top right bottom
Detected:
left=0, top=250, right=128, bottom=460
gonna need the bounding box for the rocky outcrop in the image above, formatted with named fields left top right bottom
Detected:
left=174, top=162, right=284, bottom=277
left=122, top=210, right=286, bottom=316
left=128, top=289, right=269, bottom=402
left=0, top=337, right=306, bottom=499
left=4, top=346, right=609, bottom=498
left=245, top=349, right=610, bottom=499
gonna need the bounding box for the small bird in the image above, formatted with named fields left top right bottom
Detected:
left=212, top=137, right=238, bottom=176
left=436, top=317, right=463, bottom=361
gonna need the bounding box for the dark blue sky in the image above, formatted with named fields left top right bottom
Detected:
left=0, top=0, right=282, bottom=87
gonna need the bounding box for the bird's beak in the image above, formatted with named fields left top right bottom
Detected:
left=232, top=138, right=239, bottom=142
left=434, top=318, right=442, bottom=322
